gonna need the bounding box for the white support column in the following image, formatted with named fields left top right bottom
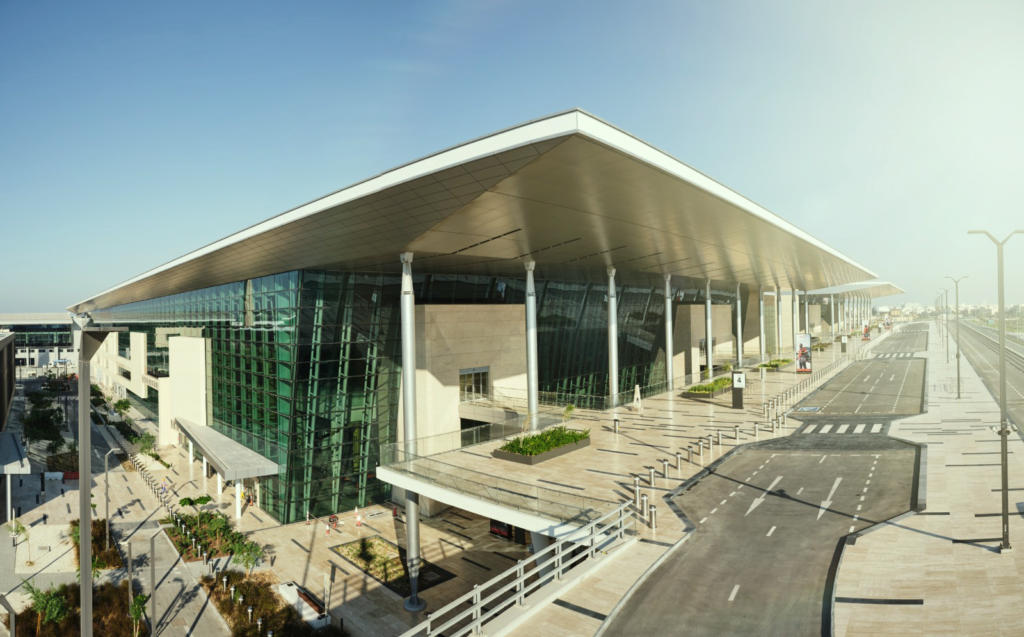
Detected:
left=758, top=285, right=766, bottom=362
left=217, top=472, right=222, bottom=496
left=664, top=274, right=674, bottom=391
left=525, top=261, right=539, bottom=428
left=792, top=288, right=799, bottom=356
left=735, top=283, right=743, bottom=367
left=705, top=280, right=713, bottom=377
left=608, top=267, right=619, bottom=407
left=400, top=252, right=426, bottom=612
left=775, top=285, right=783, bottom=357
left=803, top=290, right=810, bottom=336
left=188, top=440, right=194, bottom=480
left=256, top=479, right=261, bottom=509
left=202, top=456, right=207, bottom=485
left=830, top=294, right=836, bottom=342
left=6, top=476, right=10, bottom=523
left=235, top=480, right=242, bottom=519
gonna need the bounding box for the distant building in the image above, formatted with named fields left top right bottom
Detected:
left=0, top=313, right=80, bottom=369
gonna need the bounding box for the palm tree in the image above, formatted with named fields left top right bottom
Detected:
left=23, top=581, right=68, bottom=633
left=129, top=593, right=149, bottom=637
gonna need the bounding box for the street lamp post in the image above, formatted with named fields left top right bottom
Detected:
left=946, top=276, right=968, bottom=400
left=104, top=449, right=115, bottom=550
left=939, top=288, right=952, bottom=364
left=969, top=229, right=1024, bottom=554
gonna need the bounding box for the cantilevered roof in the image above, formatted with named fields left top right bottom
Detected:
left=0, top=433, right=31, bottom=475
left=69, top=109, right=878, bottom=313
left=809, top=281, right=905, bottom=299
left=0, top=313, right=73, bottom=325
left=175, top=418, right=278, bottom=481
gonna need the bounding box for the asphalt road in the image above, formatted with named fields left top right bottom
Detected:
left=871, top=328, right=928, bottom=354
left=602, top=435, right=917, bottom=637
left=793, top=358, right=925, bottom=418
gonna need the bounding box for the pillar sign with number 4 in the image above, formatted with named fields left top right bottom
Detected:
left=732, top=372, right=745, bottom=409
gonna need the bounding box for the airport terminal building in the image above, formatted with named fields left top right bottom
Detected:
left=69, top=110, right=891, bottom=526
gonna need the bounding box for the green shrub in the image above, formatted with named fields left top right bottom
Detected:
left=499, top=426, right=589, bottom=457
left=688, top=376, right=733, bottom=393
left=758, top=358, right=793, bottom=369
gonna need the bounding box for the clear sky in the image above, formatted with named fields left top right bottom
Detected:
left=2, top=0, right=1023, bottom=311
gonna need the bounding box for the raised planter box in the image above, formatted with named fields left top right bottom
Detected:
left=682, top=387, right=731, bottom=400
left=491, top=437, right=591, bottom=466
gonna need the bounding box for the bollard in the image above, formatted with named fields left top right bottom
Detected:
left=633, top=475, right=641, bottom=507
left=648, top=466, right=656, bottom=487
left=698, top=440, right=704, bottom=464
left=614, top=418, right=620, bottom=435
left=649, top=505, right=658, bottom=530
left=717, top=430, right=722, bottom=447
left=783, top=413, right=788, bottom=429
left=676, top=451, right=683, bottom=470
left=755, top=422, right=759, bottom=440
left=735, top=425, right=740, bottom=440
left=641, top=493, right=649, bottom=519
left=688, top=446, right=693, bottom=465
left=708, top=434, right=714, bottom=455
left=661, top=459, right=669, bottom=478
left=763, top=403, right=768, bottom=418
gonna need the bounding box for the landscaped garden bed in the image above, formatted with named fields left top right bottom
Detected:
left=491, top=425, right=591, bottom=465
left=758, top=358, right=793, bottom=371
left=164, top=510, right=266, bottom=568
left=331, top=535, right=455, bottom=598
left=71, top=518, right=123, bottom=570
left=5, top=580, right=148, bottom=636
left=682, top=376, right=733, bottom=399
left=200, top=569, right=346, bottom=636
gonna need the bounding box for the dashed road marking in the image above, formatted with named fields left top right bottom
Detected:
left=767, top=526, right=776, bottom=537
left=729, top=585, right=740, bottom=601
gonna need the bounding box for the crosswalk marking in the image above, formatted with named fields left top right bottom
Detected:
left=870, top=424, right=882, bottom=433
left=875, top=352, right=916, bottom=359
left=837, top=424, right=849, bottom=434
left=820, top=425, right=833, bottom=434
left=853, top=424, right=866, bottom=433
left=804, top=425, right=817, bottom=434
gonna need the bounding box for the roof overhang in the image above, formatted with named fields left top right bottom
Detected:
left=808, top=281, right=905, bottom=299
left=175, top=417, right=279, bottom=481
left=0, top=313, right=73, bottom=325
left=69, top=109, right=879, bottom=313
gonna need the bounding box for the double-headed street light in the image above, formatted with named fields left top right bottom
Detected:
left=939, top=287, right=952, bottom=364
left=969, top=229, right=1024, bottom=554
left=946, top=276, right=968, bottom=400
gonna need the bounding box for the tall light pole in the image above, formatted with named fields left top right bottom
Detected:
left=940, top=287, right=952, bottom=364
left=969, top=229, right=1024, bottom=554
left=946, top=277, right=967, bottom=400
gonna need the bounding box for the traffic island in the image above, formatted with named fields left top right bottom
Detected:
left=491, top=425, right=591, bottom=465
left=681, top=377, right=733, bottom=401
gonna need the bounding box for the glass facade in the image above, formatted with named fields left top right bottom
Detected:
left=128, top=387, right=159, bottom=421
left=0, top=324, right=73, bottom=348
left=90, top=269, right=721, bottom=524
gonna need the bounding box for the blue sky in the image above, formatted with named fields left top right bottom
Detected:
left=2, top=1, right=1023, bottom=310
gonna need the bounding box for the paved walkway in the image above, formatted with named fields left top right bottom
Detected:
left=834, top=322, right=1024, bottom=636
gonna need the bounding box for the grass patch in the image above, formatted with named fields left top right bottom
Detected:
left=200, top=570, right=346, bottom=637
left=146, top=451, right=171, bottom=469
left=6, top=580, right=148, bottom=637
left=498, top=425, right=590, bottom=456
left=70, top=518, right=123, bottom=570
left=46, top=451, right=78, bottom=472
left=687, top=376, right=733, bottom=393
left=758, top=358, right=793, bottom=369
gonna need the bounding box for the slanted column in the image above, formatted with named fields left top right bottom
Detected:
left=399, top=252, right=426, bottom=612
left=705, top=280, right=713, bottom=377
left=758, top=285, right=766, bottom=362
left=664, top=274, right=674, bottom=391
left=735, top=283, right=743, bottom=367
left=608, top=267, right=619, bottom=407
left=524, top=261, right=539, bottom=428
left=188, top=440, right=194, bottom=480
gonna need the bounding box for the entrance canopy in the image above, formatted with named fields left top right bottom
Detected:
left=0, top=433, right=30, bottom=475
left=809, top=280, right=905, bottom=300
left=175, top=417, right=278, bottom=481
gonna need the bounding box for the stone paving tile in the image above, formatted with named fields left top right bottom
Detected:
left=835, top=322, right=1024, bottom=637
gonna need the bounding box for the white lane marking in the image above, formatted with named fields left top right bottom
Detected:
left=837, top=425, right=849, bottom=434
left=818, top=477, right=842, bottom=520
left=745, top=475, right=783, bottom=516
left=820, top=425, right=833, bottom=434
left=853, top=424, right=866, bottom=433
left=699, top=517, right=707, bottom=524
left=752, top=471, right=758, bottom=475
left=865, top=480, right=871, bottom=485
left=819, top=455, right=827, bottom=464
left=729, top=585, right=740, bottom=601
left=871, top=424, right=882, bottom=433
left=730, top=492, right=736, bottom=497
left=711, top=508, right=718, bottom=514
left=797, top=487, right=804, bottom=495
left=759, top=465, right=765, bottom=469
left=890, top=374, right=895, bottom=381
left=869, top=473, right=873, bottom=478
left=767, top=526, right=776, bottom=537
left=856, top=504, right=862, bottom=511
left=720, top=500, right=728, bottom=505
left=863, top=376, right=870, bottom=382
left=737, top=485, right=744, bottom=490
left=853, top=515, right=859, bottom=521
left=805, top=425, right=817, bottom=434
left=849, top=526, right=856, bottom=533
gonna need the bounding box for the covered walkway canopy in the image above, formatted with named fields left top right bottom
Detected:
left=174, top=417, right=278, bottom=481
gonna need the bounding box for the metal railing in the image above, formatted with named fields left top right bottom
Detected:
left=381, top=447, right=615, bottom=524
left=400, top=502, right=635, bottom=637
